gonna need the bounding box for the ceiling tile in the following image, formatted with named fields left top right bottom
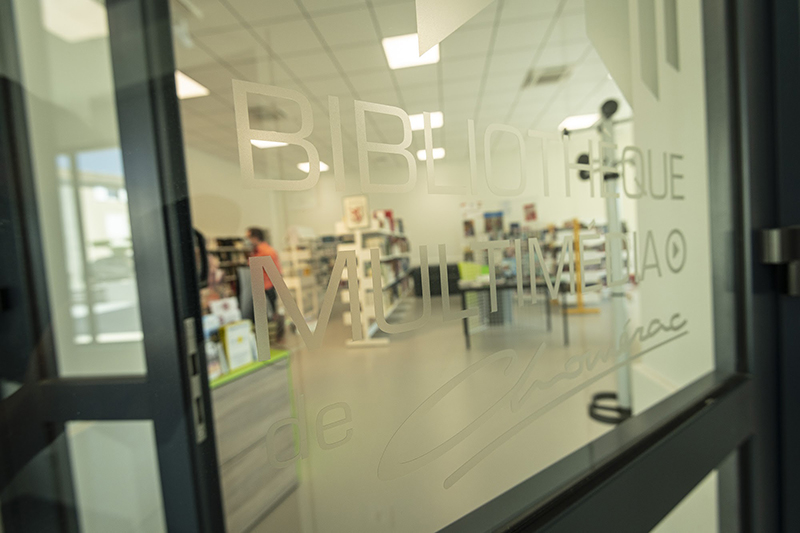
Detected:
left=275, top=52, right=341, bottom=82
left=493, top=18, right=549, bottom=53
left=170, top=0, right=240, bottom=36
left=184, top=68, right=237, bottom=96
left=334, top=43, right=388, bottom=71
left=440, top=25, right=492, bottom=60
left=300, top=0, right=365, bottom=13
left=303, top=76, right=355, bottom=100
left=460, top=2, right=497, bottom=29
left=535, top=40, right=590, bottom=69
left=314, top=8, right=379, bottom=46
left=486, top=48, right=533, bottom=77
left=441, top=56, right=484, bottom=81
left=358, top=88, right=401, bottom=107
left=173, top=39, right=221, bottom=71
left=179, top=94, right=234, bottom=118
left=482, top=71, right=524, bottom=97
left=266, top=18, right=324, bottom=55
left=349, top=70, right=394, bottom=92
left=226, top=0, right=302, bottom=24
left=401, top=85, right=440, bottom=112
left=442, top=77, right=482, bottom=100
left=392, top=64, right=437, bottom=88
left=196, top=28, right=269, bottom=66
left=554, top=11, right=587, bottom=43
left=570, top=57, right=611, bottom=83
left=372, top=2, right=417, bottom=37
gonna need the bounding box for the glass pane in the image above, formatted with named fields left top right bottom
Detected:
left=0, top=420, right=167, bottom=533
left=10, top=0, right=146, bottom=376
left=0, top=430, right=78, bottom=532
left=173, top=0, right=726, bottom=531
left=65, top=421, right=167, bottom=533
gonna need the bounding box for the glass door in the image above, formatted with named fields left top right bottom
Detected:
left=1, top=0, right=790, bottom=532
left=167, top=0, right=776, bottom=531
left=0, top=0, right=222, bottom=531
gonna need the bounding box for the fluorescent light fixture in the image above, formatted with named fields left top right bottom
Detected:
left=558, top=113, right=600, bottom=132
left=416, top=148, right=445, bottom=161
left=382, top=33, right=440, bottom=70
left=175, top=71, right=210, bottom=99
left=250, top=140, right=288, bottom=149
left=409, top=111, right=444, bottom=131
left=40, top=0, right=109, bottom=43
left=297, top=161, right=330, bottom=173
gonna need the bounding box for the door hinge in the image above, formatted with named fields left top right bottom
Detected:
left=184, top=317, right=207, bottom=443
left=761, top=226, right=800, bottom=296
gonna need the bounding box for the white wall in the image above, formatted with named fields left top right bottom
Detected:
left=624, top=1, right=716, bottom=409
left=185, top=145, right=288, bottom=247
left=279, top=123, right=637, bottom=264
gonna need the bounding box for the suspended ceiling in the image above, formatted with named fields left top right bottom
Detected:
left=171, top=0, right=628, bottom=174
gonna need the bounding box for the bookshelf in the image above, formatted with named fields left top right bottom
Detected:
left=336, top=226, right=412, bottom=346
left=207, top=237, right=249, bottom=291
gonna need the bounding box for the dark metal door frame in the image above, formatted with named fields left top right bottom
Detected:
left=771, top=1, right=800, bottom=532
left=0, top=0, right=224, bottom=531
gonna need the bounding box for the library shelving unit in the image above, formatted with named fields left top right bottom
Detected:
left=336, top=223, right=412, bottom=346
left=207, top=237, right=249, bottom=292
left=281, top=227, right=322, bottom=326
left=541, top=219, right=630, bottom=309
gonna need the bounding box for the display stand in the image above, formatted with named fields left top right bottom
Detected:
left=564, top=98, right=633, bottom=422
left=543, top=224, right=607, bottom=308
left=567, top=218, right=601, bottom=315
left=337, top=225, right=411, bottom=347
left=598, top=105, right=633, bottom=420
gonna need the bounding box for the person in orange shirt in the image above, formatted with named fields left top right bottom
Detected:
left=247, top=227, right=282, bottom=316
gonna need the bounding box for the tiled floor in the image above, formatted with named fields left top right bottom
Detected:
left=246, top=294, right=632, bottom=533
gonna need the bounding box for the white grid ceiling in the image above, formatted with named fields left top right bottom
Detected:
left=171, top=0, right=627, bottom=174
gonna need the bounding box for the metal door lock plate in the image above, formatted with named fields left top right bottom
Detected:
left=761, top=226, right=800, bottom=296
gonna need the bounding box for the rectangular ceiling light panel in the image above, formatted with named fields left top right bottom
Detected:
left=175, top=71, right=210, bottom=99
left=251, top=140, right=289, bottom=149
left=298, top=161, right=330, bottom=172
left=382, top=33, right=440, bottom=70
left=416, top=148, right=445, bottom=161
left=558, top=113, right=600, bottom=132
left=409, top=111, right=444, bottom=131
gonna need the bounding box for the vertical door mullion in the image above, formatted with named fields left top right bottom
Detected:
left=105, top=0, right=224, bottom=531
left=734, top=0, right=783, bottom=530
left=772, top=1, right=800, bottom=531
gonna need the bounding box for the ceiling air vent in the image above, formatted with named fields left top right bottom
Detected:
left=521, top=65, right=572, bottom=88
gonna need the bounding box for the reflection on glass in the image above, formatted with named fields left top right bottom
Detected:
left=12, top=0, right=147, bottom=376
left=57, top=149, right=142, bottom=345
left=66, top=421, right=167, bottom=533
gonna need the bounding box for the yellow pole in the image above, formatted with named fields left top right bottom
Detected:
left=567, top=218, right=600, bottom=315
